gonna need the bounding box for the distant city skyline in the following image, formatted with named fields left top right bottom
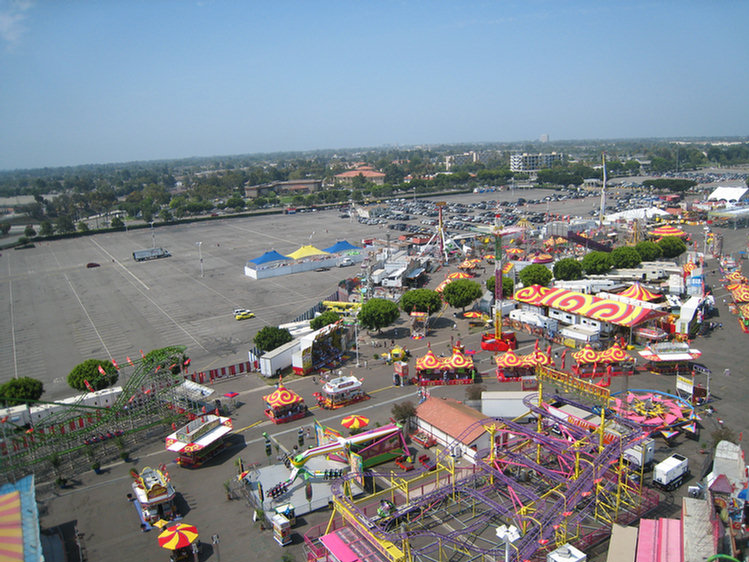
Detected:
left=1, top=1, right=747, bottom=171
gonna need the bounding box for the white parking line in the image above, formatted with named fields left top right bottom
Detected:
left=89, top=238, right=150, bottom=290
left=6, top=258, right=18, bottom=379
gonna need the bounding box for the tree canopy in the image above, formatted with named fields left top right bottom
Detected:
left=657, top=236, right=687, bottom=258
left=358, top=298, right=401, bottom=332
left=609, top=246, right=642, bottom=269
left=485, top=276, right=514, bottom=297
left=642, top=178, right=696, bottom=193
left=310, top=310, right=340, bottom=331
left=254, top=326, right=293, bottom=352
left=441, top=279, right=483, bottom=311
left=581, top=251, right=612, bottom=275
left=518, top=264, right=553, bottom=287
left=400, top=288, right=442, bottom=315
left=634, top=240, right=663, bottom=262
left=0, top=377, right=44, bottom=406
left=552, top=258, right=582, bottom=280
left=67, top=359, right=118, bottom=392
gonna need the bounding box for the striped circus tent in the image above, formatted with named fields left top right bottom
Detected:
left=731, top=285, right=749, bottom=303
left=618, top=282, right=661, bottom=302
left=648, top=224, right=687, bottom=238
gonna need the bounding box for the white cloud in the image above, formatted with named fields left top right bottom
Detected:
left=0, top=0, right=33, bottom=46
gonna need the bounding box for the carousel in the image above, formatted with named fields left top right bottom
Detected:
left=414, top=344, right=476, bottom=386
left=638, top=342, right=702, bottom=375
left=494, top=349, right=552, bottom=382
left=571, top=343, right=635, bottom=381
left=263, top=384, right=308, bottom=424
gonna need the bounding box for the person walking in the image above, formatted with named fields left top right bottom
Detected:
left=724, top=368, right=731, bottom=377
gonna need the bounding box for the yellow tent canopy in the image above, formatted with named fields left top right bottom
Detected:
left=286, top=245, right=329, bottom=260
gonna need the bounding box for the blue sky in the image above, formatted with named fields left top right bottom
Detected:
left=1, top=1, right=747, bottom=170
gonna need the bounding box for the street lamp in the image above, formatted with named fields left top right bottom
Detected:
left=196, top=241, right=204, bottom=278
left=496, top=524, right=521, bottom=562
left=149, top=221, right=155, bottom=248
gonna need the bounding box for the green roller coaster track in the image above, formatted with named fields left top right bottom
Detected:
left=0, top=345, right=194, bottom=480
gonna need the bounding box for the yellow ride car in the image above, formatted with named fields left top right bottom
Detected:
left=234, top=308, right=255, bottom=320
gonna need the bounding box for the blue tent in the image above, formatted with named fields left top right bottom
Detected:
left=323, top=240, right=361, bottom=253
left=248, top=250, right=292, bottom=265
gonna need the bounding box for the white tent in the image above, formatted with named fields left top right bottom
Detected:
left=604, top=207, right=670, bottom=223
left=707, top=186, right=749, bottom=203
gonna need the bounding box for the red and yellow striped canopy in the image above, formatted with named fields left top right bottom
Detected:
left=263, top=385, right=304, bottom=409
left=648, top=224, right=687, bottom=238
left=0, top=491, right=22, bottom=561
left=158, top=523, right=199, bottom=550
left=619, top=282, right=661, bottom=302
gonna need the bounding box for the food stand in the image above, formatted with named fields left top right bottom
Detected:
left=638, top=342, right=702, bottom=375
left=165, top=414, right=233, bottom=467
left=314, top=375, right=369, bottom=409
left=263, top=385, right=308, bottom=424
left=495, top=350, right=551, bottom=382
left=415, top=344, right=476, bottom=386
left=130, top=465, right=178, bottom=524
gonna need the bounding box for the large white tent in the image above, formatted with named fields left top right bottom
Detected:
left=604, top=207, right=670, bottom=223
left=707, top=186, right=749, bottom=203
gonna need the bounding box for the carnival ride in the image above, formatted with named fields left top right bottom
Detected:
left=304, top=366, right=661, bottom=562
left=0, top=346, right=193, bottom=482
left=610, top=390, right=697, bottom=441
left=480, top=215, right=518, bottom=353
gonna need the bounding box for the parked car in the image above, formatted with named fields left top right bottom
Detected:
left=234, top=308, right=255, bottom=320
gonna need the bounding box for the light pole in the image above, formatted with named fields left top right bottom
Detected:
left=149, top=221, right=155, bottom=248
left=196, top=242, right=204, bottom=277
left=354, top=321, right=360, bottom=367
left=496, top=524, right=521, bottom=562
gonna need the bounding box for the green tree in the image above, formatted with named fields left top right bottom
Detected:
left=400, top=289, right=442, bottom=315
left=609, top=246, right=642, bottom=269
left=553, top=258, right=583, bottom=280
left=441, top=279, right=483, bottom=311
left=67, top=359, right=118, bottom=392
left=0, top=223, right=10, bottom=235
left=657, top=236, right=687, bottom=259
left=358, top=298, right=400, bottom=332
left=518, top=264, right=553, bottom=287
left=0, top=377, right=44, bottom=406
left=77, top=221, right=90, bottom=233
left=55, top=215, right=75, bottom=234
left=110, top=216, right=124, bottom=229
left=391, top=401, right=416, bottom=424
left=310, top=310, right=340, bottom=331
left=39, top=221, right=54, bottom=237
left=485, top=276, right=514, bottom=297
left=253, top=326, right=293, bottom=353
left=634, top=241, right=662, bottom=262
left=24, top=225, right=36, bottom=238
left=226, top=195, right=245, bottom=211
left=581, top=251, right=612, bottom=275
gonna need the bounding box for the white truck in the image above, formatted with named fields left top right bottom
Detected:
left=622, top=438, right=655, bottom=471
left=652, top=454, right=689, bottom=491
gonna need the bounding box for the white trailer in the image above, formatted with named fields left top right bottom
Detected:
left=259, top=339, right=301, bottom=378
left=652, top=454, right=689, bottom=491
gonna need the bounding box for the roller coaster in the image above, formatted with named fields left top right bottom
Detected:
left=304, top=366, right=662, bottom=562
left=0, top=346, right=192, bottom=482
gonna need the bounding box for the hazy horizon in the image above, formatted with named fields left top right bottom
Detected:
left=1, top=1, right=747, bottom=171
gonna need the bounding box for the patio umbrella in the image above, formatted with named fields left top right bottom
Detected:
left=463, top=311, right=483, bottom=318
left=223, top=392, right=239, bottom=399
left=448, top=271, right=472, bottom=279
left=341, top=415, right=369, bottom=430
left=158, top=523, right=199, bottom=550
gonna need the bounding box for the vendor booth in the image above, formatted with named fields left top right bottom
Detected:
left=414, top=344, right=476, bottom=386
left=130, top=465, right=178, bottom=525
left=314, top=375, right=369, bottom=409
left=638, top=342, right=702, bottom=375
left=263, top=385, right=308, bottom=424
left=165, top=414, right=233, bottom=468
left=572, top=343, right=634, bottom=380
left=495, top=350, right=551, bottom=382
